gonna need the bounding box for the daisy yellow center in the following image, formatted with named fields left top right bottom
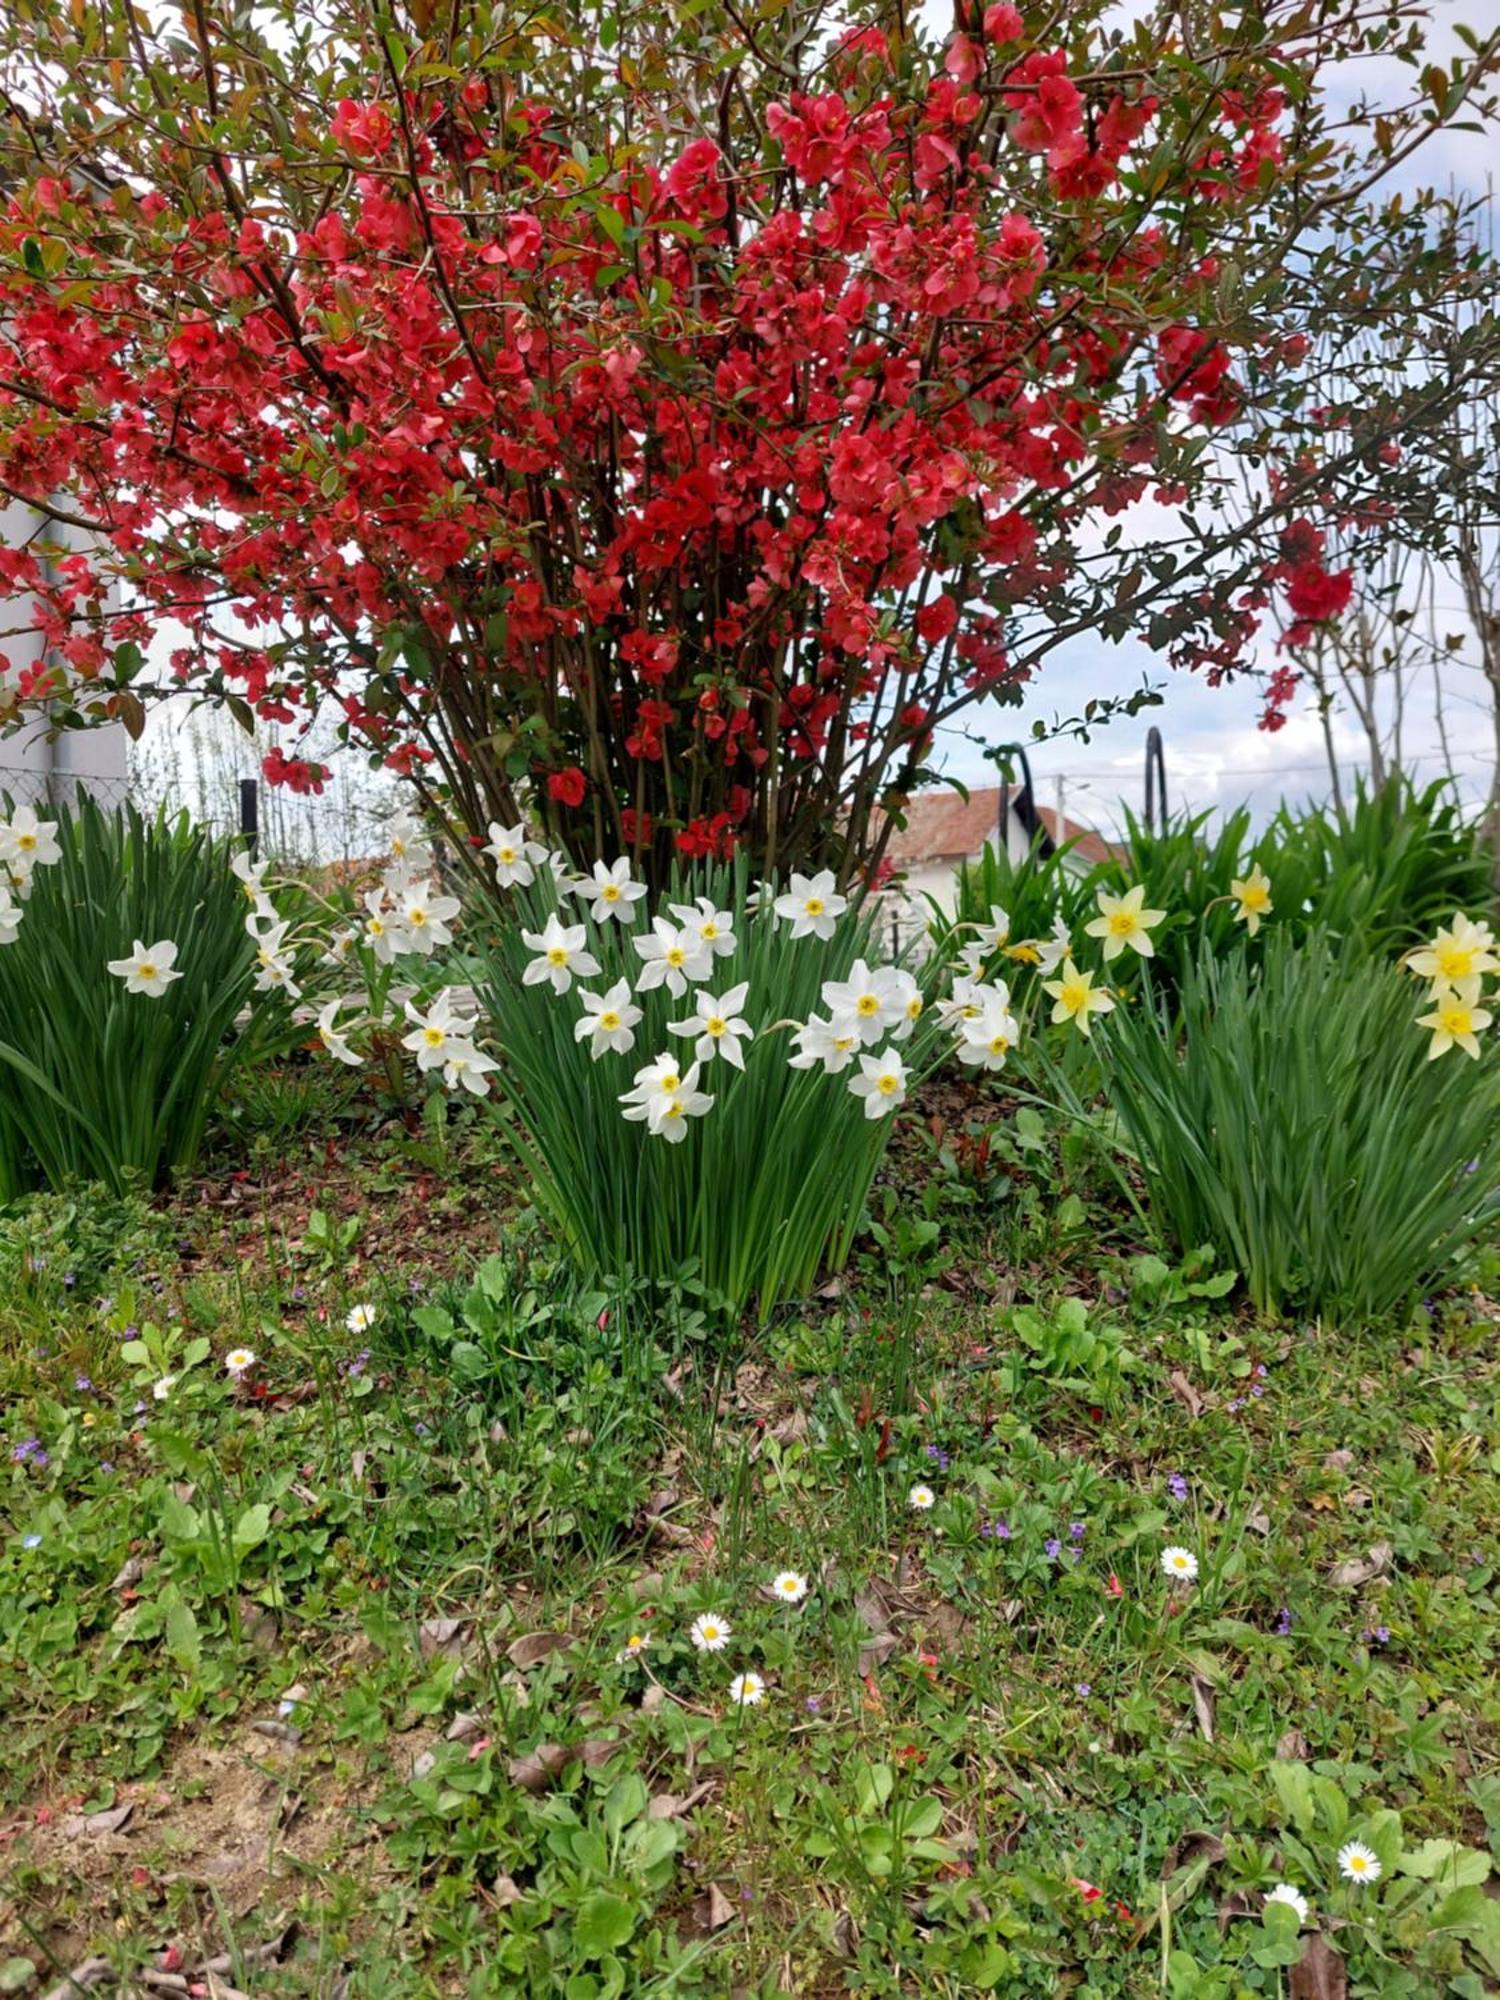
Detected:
left=601, top=883, right=620, bottom=902
left=423, top=1026, right=445, bottom=1047
left=599, top=1010, right=620, bottom=1031
left=1108, top=910, right=1138, bottom=936
left=701, top=1622, right=720, bottom=1640
left=856, top=993, right=879, bottom=1016
left=547, top=946, right=568, bottom=966
left=706, top=1016, right=727, bottom=1036
left=1348, top=1855, right=1370, bottom=1874
left=804, top=897, right=824, bottom=917
left=626, top=1633, right=644, bottom=1650
left=1170, top=1555, right=1189, bottom=1571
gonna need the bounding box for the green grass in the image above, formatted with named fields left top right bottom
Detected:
left=1, top=1099, right=1497, bottom=1998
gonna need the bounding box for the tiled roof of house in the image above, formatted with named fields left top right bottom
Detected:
left=881, top=787, right=1120, bottom=868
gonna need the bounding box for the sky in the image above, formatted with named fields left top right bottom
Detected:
left=132, top=0, right=1500, bottom=850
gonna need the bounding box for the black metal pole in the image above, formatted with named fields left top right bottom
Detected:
left=239, top=778, right=259, bottom=857
left=1144, top=727, right=1167, bottom=833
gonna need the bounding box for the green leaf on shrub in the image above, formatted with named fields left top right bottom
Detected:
left=573, top=1889, right=636, bottom=1957
left=234, top=1503, right=271, bottom=1549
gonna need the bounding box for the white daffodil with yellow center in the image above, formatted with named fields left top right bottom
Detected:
left=522, top=913, right=600, bottom=995
left=231, top=849, right=271, bottom=907
left=402, top=988, right=477, bottom=1071
left=957, top=987, right=1019, bottom=1072
left=936, top=974, right=986, bottom=1027
left=822, top=959, right=895, bottom=1046
left=1044, top=958, right=1115, bottom=1037
left=361, top=888, right=411, bottom=964
left=1408, top=913, right=1499, bottom=992
left=1229, top=865, right=1273, bottom=936
left=0, top=884, right=22, bottom=946
left=483, top=821, right=547, bottom=890
left=774, top=868, right=847, bottom=941
left=0, top=804, right=61, bottom=872
left=788, top=1013, right=862, bottom=1074
left=106, top=938, right=182, bottom=997
left=1085, top=884, right=1166, bottom=961
left=575, top=978, right=643, bottom=1058
left=848, top=1045, right=908, bottom=1119
left=1416, top=976, right=1492, bottom=1060
left=400, top=881, right=462, bottom=955
left=443, top=1044, right=498, bottom=1096
left=317, top=999, right=362, bottom=1066
left=633, top=916, right=710, bottom=997
left=644, top=1063, right=715, bottom=1143
left=577, top=856, right=648, bottom=925
left=974, top=904, right=1010, bottom=953
left=670, top=896, right=737, bottom=959
left=1033, top=917, right=1072, bottom=975
left=669, top=982, right=753, bottom=1068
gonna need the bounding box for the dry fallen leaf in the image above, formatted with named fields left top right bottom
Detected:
left=445, top=1712, right=484, bottom=1742
left=1327, top=1542, right=1392, bottom=1589
left=1277, top=1727, right=1309, bottom=1761
left=63, top=1802, right=134, bottom=1839
left=1167, top=1369, right=1205, bottom=1417
left=1190, top=1674, right=1216, bottom=1743
left=492, top=1874, right=523, bottom=1908
left=857, top=1631, right=900, bottom=1675
left=418, top=1617, right=468, bottom=1658
left=506, top=1630, right=571, bottom=1670
left=1290, top=1932, right=1347, bottom=2000
left=700, top=1883, right=735, bottom=1930
left=506, top=1743, right=570, bottom=1792
left=1163, top=1830, right=1225, bottom=1877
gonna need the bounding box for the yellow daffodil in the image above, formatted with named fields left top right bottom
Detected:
left=1084, top=885, right=1166, bottom=962
left=1416, top=976, right=1492, bottom=1061
left=1229, top=865, right=1273, bottom=936
left=1408, top=914, right=1499, bottom=993
left=1043, top=958, right=1116, bottom=1038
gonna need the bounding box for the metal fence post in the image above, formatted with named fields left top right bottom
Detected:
left=239, top=778, right=259, bottom=856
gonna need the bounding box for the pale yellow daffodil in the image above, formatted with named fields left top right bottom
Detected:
left=1084, top=884, right=1166, bottom=962
left=1229, top=865, right=1273, bottom=936
left=1043, top=957, right=1116, bottom=1037
left=1408, top=914, right=1499, bottom=994
left=1415, top=975, right=1492, bottom=1061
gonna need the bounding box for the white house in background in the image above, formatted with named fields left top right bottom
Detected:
left=881, top=784, right=1121, bottom=917
left=0, top=494, right=129, bottom=806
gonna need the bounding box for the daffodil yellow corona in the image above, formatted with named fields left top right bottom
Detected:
left=1084, top=885, right=1166, bottom=962
left=1408, top=914, right=1499, bottom=993
left=1043, top=958, right=1116, bottom=1037
left=1416, top=977, right=1492, bottom=1061
left=1229, top=866, right=1273, bottom=935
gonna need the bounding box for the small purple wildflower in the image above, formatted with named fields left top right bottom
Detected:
left=74, top=1373, right=94, bottom=1394
left=1167, top=1472, right=1188, bottom=1502
left=1076, top=1681, right=1091, bottom=1697
left=805, top=1695, right=821, bottom=1714
left=1227, top=1396, right=1246, bottom=1413
left=1275, top=1605, right=1293, bottom=1636
left=63, top=1271, right=77, bottom=1289
left=21, top=1532, right=43, bottom=1549
left=1045, top=1537, right=1062, bottom=1561
left=11, top=1438, right=48, bottom=1468
left=1364, top=1624, right=1390, bottom=1646
left=925, top=1444, right=950, bottom=1472
left=1069, top=1521, right=1085, bottom=1542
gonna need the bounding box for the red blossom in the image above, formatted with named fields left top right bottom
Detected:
left=547, top=766, right=587, bottom=808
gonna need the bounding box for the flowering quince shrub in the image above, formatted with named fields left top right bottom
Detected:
left=0, top=797, right=281, bottom=1196
left=1, top=2, right=1496, bottom=884
left=470, top=851, right=964, bottom=1316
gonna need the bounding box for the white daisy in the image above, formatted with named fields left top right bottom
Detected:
left=771, top=1571, right=809, bottom=1603
left=689, top=1612, right=731, bottom=1653
left=616, top=1631, right=649, bottom=1664
left=1161, top=1546, right=1199, bottom=1582
left=908, top=1483, right=936, bottom=1511
left=728, top=1671, right=766, bottom=1707
left=346, top=1302, right=378, bottom=1334
left=1337, top=1841, right=1381, bottom=1886
left=224, top=1347, right=257, bottom=1377
left=1264, top=1884, right=1309, bottom=1926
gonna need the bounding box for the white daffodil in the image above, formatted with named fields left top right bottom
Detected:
left=975, top=904, right=1010, bottom=953
left=322, top=927, right=356, bottom=967
left=1161, top=1545, right=1199, bottom=1582
left=1033, top=917, right=1072, bottom=975
left=1336, top=1841, right=1381, bottom=1886
left=936, top=974, right=987, bottom=1027
left=774, top=868, right=847, bottom=941
left=230, top=849, right=271, bottom=908
left=402, top=988, right=476, bottom=1071
left=1085, top=884, right=1167, bottom=962
left=668, top=982, right=753, bottom=1068
left=728, top=1672, right=766, bottom=1707
left=879, top=965, right=924, bottom=1040
left=1264, top=1884, right=1309, bottom=1927
left=106, top=938, right=182, bottom=997
left=689, top=1612, right=731, bottom=1653
left=645, top=1062, right=715, bottom=1142
left=788, top=1013, right=863, bottom=1074
left=0, top=804, right=60, bottom=871
left=522, top=913, right=600, bottom=995
left=483, top=821, right=548, bottom=889
left=957, top=987, right=1019, bottom=1071
left=387, top=813, right=435, bottom=877
left=669, top=896, right=737, bottom=958
left=848, top=1046, right=908, bottom=1119
left=576, top=856, right=648, bottom=925
left=361, top=888, right=411, bottom=964
left=1409, top=913, right=1499, bottom=992
left=253, top=922, right=301, bottom=999
left=633, top=916, right=710, bottom=997
left=1044, top=958, right=1115, bottom=1038
left=442, top=1043, right=499, bottom=1096
left=620, top=1052, right=685, bottom=1118
left=1416, top=976, right=1492, bottom=1060
left=399, top=881, right=462, bottom=954
left=317, top=1000, right=362, bottom=1066
left=821, top=959, right=896, bottom=1046
left=0, top=884, right=21, bottom=946
left=575, top=978, right=643, bottom=1058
